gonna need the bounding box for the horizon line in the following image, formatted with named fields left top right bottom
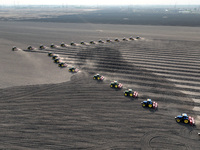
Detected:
left=1, top=4, right=200, bottom=6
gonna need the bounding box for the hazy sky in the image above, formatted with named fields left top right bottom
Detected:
left=1, top=0, right=200, bottom=5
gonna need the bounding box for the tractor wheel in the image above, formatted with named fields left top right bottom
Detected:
left=124, top=93, right=127, bottom=96
left=184, top=119, right=189, bottom=124
left=142, top=103, right=146, bottom=107
left=69, top=70, right=71, bottom=72
left=130, top=93, right=133, bottom=97
left=72, top=69, right=74, bottom=72
left=148, top=104, right=153, bottom=108
left=93, top=77, right=96, bottom=80
left=115, top=85, right=118, bottom=88
left=110, top=85, right=113, bottom=88
left=97, top=77, right=100, bottom=80
left=176, top=119, right=181, bottom=123
left=61, top=64, right=63, bottom=67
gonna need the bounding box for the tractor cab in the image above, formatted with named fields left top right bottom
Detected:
left=124, top=89, right=133, bottom=94
left=147, top=99, right=152, bottom=103
left=114, top=81, right=118, bottom=84
left=176, top=113, right=188, bottom=120
left=70, top=66, right=75, bottom=70
left=182, top=113, right=188, bottom=118
left=128, top=89, right=132, bottom=92
left=177, top=113, right=188, bottom=119
left=94, top=74, right=101, bottom=78
left=145, top=99, right=153, bottom=105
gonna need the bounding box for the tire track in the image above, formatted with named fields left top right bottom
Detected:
left=140, top=131, right=193, bottom=150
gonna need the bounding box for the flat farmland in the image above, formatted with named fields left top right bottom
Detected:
left=0, top=21, right=200, bottom=149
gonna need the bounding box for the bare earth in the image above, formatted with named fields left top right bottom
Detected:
left=0, top=21, right=200, bottom=149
